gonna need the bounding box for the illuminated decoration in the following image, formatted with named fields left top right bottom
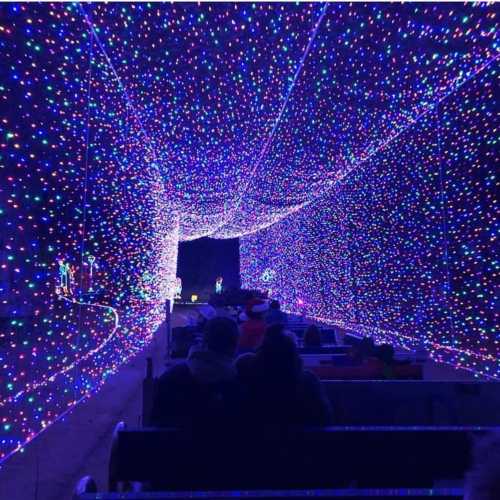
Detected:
left=261, top=269, right=276, bottom=284
left=67, top=264, right=76, bottom=296
left=241, top=63, right=499, bottom=380
left=215, top=277, right=223, bottom=295
left=174, top=277, right=182, bottom=300
left=0, top=1, right=498, bottom=464
left=57, top=260, right=69, bottom=296
left=87, top=255, right=96, bottom=292
left=261, top=268, right=276, bottom=298
left=191, top=295, right=199, bottom=303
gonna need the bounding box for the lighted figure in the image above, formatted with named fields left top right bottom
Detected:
left=191, top=294, right=198, bottom=303
left=261, top=268, right=276, bottom=283
left=58, top=259, right=68, bottom=295
left=67, top=264, right=76, bottom=296
left=174, top=277, right=182, bottom=299
left=215, top=276, right=223, bottom=294
left=138, top=271, right=153, bottom=301
left=260, top=269, right=276, bottom=298
left=88, top=255, right=96, bottom=292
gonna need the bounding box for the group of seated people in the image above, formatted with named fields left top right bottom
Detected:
left=147, top=299, right=500, bottom=499
left=172, top=297, right=289, bottom=357
left=152, top=299, right=333, bottom=428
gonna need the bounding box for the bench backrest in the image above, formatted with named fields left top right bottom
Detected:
left=77, top=487, right=464, bottom=499
left=110, top=427, right=493, bottom=491
left=309, top=363, right=423, bottom=380
left=322, top=381, right=500, bottom=426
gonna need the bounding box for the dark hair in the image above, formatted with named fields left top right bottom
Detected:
left=349, top=336, right=375, bottom=362
left=375, top=343, right=395, bottom=365
left=269, top=300, right=280, bottom=310
left=465, top=431, right=500, bottom=500
left=359, top=337, right=375, bottom=357
left=247, top=309, right=264, bottom=320
left=257, top=324, right=302, bottom=382
left=303, top=325, right=322, bottom=347
left=204, top=317, right=239, bottom=356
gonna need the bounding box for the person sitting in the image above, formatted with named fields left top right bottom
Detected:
left=375, top=343, right=394, bottom=363
left=465, top=431, right=500, bottom=500
left=334, top=336, right=376, bottom=366
left=358, top=336, right=376, bottom=358
left=265, top=300, right=288, bottom=326
left=238, top=298, right=269, bottom=353
left=171, top=304, right=217, bottom=357
left=236, top=324, right=333, bottom=426
left=303, top=324, right=322, bottom=348
left=151, top=317, right=243, bottom=428
left=374, top=343, right=396, bottom=379
left=195, top=304, right=217, bottom=328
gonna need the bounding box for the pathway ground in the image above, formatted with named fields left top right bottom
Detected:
left=0, top=322, right=167, bottom=500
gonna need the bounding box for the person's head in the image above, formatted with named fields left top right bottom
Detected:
left=465, top=431, right=500, bottom=500
left=245, top=298, right=269, bottom=320
left=257, top=324, right=302, bottom=381
left=348, top=337, right=375, bottom=362
left=204, top=317, right=239, bottom=357
left=197, top=304, right=217, bottom=326
left=235, top=351, right=257, bottom=380
left=269, top=300, right=280, bottom=311
left=303, top=325, right=322, bottom=348
left=375, top=343, right=394, bottom=365
left=358, top=337, right=375, bottom=358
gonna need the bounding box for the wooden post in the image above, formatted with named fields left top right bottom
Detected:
left=165, top=298, right=172, bottom=360
left=142, top=357, right=154, bottom=427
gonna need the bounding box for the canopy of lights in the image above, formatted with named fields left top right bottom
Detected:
left=0, top=2, right=498, bottom=462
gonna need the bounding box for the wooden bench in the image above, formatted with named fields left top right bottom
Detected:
left=321, top=380, right=500, bottom=426
left=142, top=362, right=497, bottom=427
left=298, top=345, right=351, bottom=355
left=75, top=485, right=463, bottom=499
left=74, top=425, right=496, bottom=499
left=309, top=362, right=423, bottom=380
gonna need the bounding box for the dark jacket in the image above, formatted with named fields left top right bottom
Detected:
left=151, top=349, right=244, bottom=428
left=265, top=309, right=288, bottom=326
left=236, top=354, right=333, bottom=426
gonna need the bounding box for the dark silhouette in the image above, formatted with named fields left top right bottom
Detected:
left=375, top=343, right=395, bottom=365
left=374, top=343, right=395, bottom=378
left=151, top=317, right=243, bottom=428
left=303, top=325, right=322, bottom=348
left=346, top=336, right=376, bottom=364
left=465, top=431, right=500, bottom=500
left=177, top=237, right=240, bottom=301
left=170, top=304, right=216, bottom=357
left=236, top=324, right=333, bottom=426
left=265, top=300, right=288, bottom=326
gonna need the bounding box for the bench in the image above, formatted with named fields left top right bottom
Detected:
left=298, top=345, right=351, bottom=355
left=309, top=362, right=423, bottom=380
left=322, top=380, right=500, bottom=426
left=74, top=425, right=496, bottom=499
left=142, top=362, right=497, bottom=427
left=75, top=486, right=463, bottom=499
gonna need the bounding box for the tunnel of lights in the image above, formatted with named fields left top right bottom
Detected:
left=0, top=2, right=498, bottom=462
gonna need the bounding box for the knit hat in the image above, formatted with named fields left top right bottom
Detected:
left=198, top=304, right=217, bottom=321
left=245, top=298, right=269, bottom=315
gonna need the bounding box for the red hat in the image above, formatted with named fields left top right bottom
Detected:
left=245, top=298, right=269, bottom=315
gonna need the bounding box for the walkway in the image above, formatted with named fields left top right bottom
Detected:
left=0, top=324, right=167, bottom=500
